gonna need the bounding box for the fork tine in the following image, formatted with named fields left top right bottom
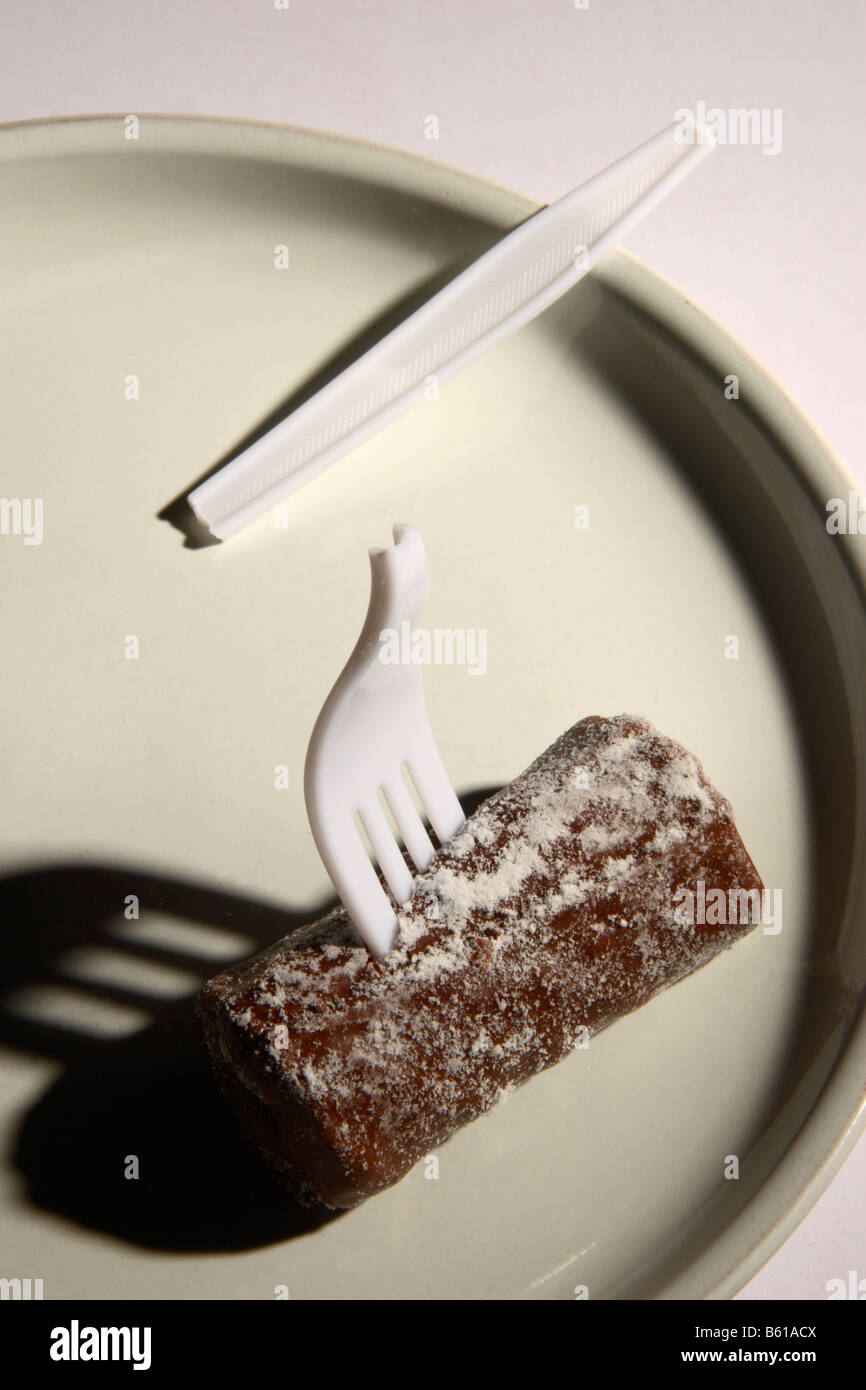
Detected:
left=407, top=751, right=465, bottom=847
left=321, top=819, right=398, bottom=958
left=382, top=778, right=435, bottom=871
left=358, top=800, right=414, bottom=905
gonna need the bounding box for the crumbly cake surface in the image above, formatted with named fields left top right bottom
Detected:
left=198, top=714, right=763, bottom=1208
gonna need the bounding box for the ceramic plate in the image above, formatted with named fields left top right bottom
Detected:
left=1, top=115, right=864, bottom=1300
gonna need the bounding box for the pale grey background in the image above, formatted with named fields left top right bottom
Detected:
left=1, top=0, right=863, bottom=1301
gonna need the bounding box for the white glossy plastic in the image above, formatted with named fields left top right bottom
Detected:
left=188, top=119, right=714, bottom=539
left=304, top=524, right=465, bottom=958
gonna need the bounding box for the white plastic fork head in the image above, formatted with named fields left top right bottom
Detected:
left=304, top=524, right=465, bottom=958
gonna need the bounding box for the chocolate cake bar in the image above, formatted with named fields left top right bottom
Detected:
left=197, top=714, right=762, bottom=1209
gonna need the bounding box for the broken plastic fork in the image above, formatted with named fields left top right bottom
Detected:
left=187, top=118, right=715, bottom=541
left=304, top=524, right=464, bottom=958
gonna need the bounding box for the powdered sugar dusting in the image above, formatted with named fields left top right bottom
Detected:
left=199, top=714, right=761, bottom=1208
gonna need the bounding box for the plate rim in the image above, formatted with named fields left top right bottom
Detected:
left=2, top=111, right=864, bottom=1301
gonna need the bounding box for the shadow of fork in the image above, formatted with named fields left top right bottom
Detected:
left=0, top=862, right=340, bottom=1252
left=1, top=786, right=501, bottom=1252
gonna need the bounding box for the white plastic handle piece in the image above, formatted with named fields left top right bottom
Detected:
left=304, top=525, right=465, bottom=958
left=188, top=118, right=714, bottom=539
